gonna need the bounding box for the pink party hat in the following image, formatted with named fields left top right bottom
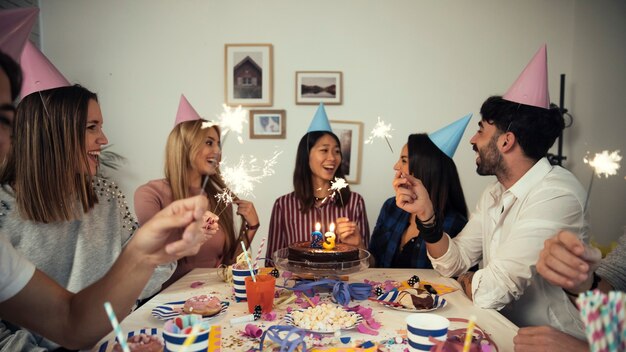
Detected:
left=19, top=40, right=70, bottom=98
left=503, top=45, right=550, bottom=109
left=0, top=7, right=39, bottom=62
left=174, top=94, right=202, bottom=125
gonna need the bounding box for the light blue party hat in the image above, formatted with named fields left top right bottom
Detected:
left=306, top=103, right=332, bottom=133
left=429, top=113, right=473, bottom=158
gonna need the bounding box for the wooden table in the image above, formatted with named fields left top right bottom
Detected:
left=92, top=268, right=518, bottom=351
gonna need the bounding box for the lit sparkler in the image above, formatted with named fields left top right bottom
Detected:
left=218, top=104, right=248, bottom=144
left=320, top=177, right=349, bottom=205
left=219, top=150, right=283, bottom=198
left=364, top=116, right=394, bottom=153
left=583, top=149, right=622, bottom=211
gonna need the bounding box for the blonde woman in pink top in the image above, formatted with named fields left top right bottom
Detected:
left=135, top=98, right=258, bottom=288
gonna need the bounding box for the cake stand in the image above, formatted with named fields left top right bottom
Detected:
left=272, top=248, right=370, bottom=278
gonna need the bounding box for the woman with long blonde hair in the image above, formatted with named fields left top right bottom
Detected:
left=135, top=97, right=258, bottom=287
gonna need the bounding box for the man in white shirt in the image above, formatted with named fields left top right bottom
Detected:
left=395, top=94, right=587, bottom=338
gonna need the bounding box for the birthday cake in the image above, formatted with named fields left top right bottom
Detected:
left=287, top=241, right=360, bottom=263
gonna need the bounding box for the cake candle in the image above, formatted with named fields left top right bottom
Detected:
left=322, top=223, right=336, bottom=250
left=311, top=222, right=323, bottom=248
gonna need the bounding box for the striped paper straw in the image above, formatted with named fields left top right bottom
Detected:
left=103, top=302, right=130, bottom=352
left=179, top=324, right=201, bottom=352
left=240, top=241, right=256, bottom=282
left=253, top=237, right=266, bottom=269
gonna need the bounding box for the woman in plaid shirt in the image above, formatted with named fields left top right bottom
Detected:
left=369, top=133, right=468, bottom=268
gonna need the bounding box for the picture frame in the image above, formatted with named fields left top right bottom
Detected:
left=249, top=110, right=286, bottom=139
left=330, top=120, right=363, bottom=184
left=225, top=44, right=273, bottom=107
left=295, top=71, right=342, bottom=105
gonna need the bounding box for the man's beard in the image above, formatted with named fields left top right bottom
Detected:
left=475, top=135, right=504, bottom=176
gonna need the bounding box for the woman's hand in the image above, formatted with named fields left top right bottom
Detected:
left=336, top=217, right=363, bottom=248
left=202, top=211, right=219, bottom=240
left=235, top=199, right=259, bottom=229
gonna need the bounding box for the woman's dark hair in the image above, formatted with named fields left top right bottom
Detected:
left=0, top=50, right=23, bottom=101
left=407, top=134, right=468, bottom=221
left=293, top=131, right=351, bottom=213
left=480, top=96, right=564, bottom=161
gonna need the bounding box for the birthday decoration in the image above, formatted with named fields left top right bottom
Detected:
left=19, top=40, right=70, bottom=98
left=323, top=223, right=337, bottom=250
left=577, top=290, right=626, bottom=352
left=174, top=94, right=202, bottom=126
left=259, top=325, right=307, bottom=352
left=428, top=113, right=473, bottom=158
left=0, top=7, right=38, bottom=62
left=291, top=279, right=372, bottom=306
left=503, top=44, right=550, bottom=109
left=364, top=116, right=394, bottom=153
left=307, top=103, right=333, bottom=133
left=311, top=222, right=323, bottom=248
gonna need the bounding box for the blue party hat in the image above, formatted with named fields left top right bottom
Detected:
left=429, top=113, right=472, bottom=158
left=306, top=103, right=332, bottom=133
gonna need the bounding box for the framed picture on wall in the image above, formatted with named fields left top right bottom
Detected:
left=225, top=44, right=273, bottom=106
left=249, top=109, right=286, bottom=139
left=330, top=120, right=363, bottom=184
left=296, top=71, right=342, bottom=105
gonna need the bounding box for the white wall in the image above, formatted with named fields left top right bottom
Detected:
left=38, top=0, right=625, bottom=255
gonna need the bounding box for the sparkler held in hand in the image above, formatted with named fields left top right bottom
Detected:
left=318, top=177, right=349, bottom=206
left=583, top=150, right=622, bottom=212
left=365, top=116, right=394, bottom=153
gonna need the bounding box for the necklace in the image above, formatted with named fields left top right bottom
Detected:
left=314, top=196, right=326, bottom=202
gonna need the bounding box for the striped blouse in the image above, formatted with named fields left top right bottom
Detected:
left=266, top=191, right=370, bottom=263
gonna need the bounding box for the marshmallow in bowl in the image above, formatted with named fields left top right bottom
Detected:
left=291, top=303, right=358, bottom=331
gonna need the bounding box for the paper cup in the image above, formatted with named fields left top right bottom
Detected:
left=232, top=267, right=259, bottom=302
left=405, top=313, right=449, bottom=352
left=244, top=274, right=276, bottom=313
left=162, top=327, right=210, bottom=352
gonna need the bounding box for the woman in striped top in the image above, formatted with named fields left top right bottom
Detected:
left=266, top=130, right=370, bottom=261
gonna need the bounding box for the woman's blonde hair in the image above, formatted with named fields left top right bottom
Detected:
left=0, top=85, right=97, bottom=223
left=164, top=119, right=248, bottom=263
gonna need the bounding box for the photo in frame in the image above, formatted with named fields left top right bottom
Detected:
left=249, top=110, right=286, bottom=139
left=330, top=120, right=363, bottom=184
left=295, top=71, right=342, bottom=105
left=225, top=44, right=273, bottom=106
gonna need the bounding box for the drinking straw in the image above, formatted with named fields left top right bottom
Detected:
left=462, top=315, right=477, bottom=352
left=240, top=241, right=256, bottom=282
left=253, top=237, right=266, bottom=269
left=103, top=302, right=130, bottom=352
left=179, top=324, right=201, bottom=352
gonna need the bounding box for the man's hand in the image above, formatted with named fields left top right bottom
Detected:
left=457, top=271, right=475, bottom=300
left=514, top=326, right=589, bottom=352
left=392, top=172, right=434, bottom=221
left=536, top=230, right=601, bottom=294
left=127, top=195, right=208, bottom=266
left=336, top=217, right=362, bottom=248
